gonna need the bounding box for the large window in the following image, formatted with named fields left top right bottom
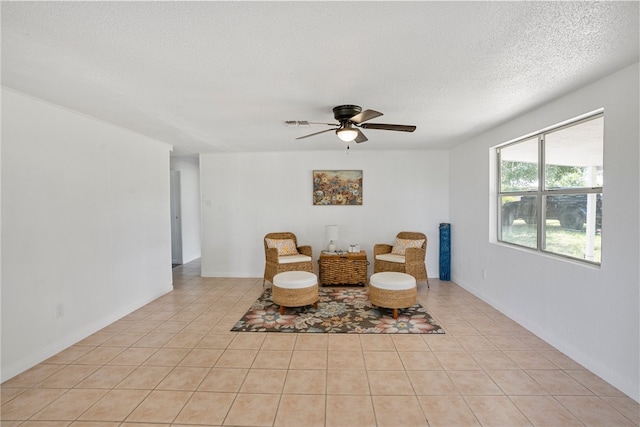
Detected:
left=497, top=113, right=603, bottom=264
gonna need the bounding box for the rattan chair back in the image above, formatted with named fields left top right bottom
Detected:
left=373, top=231, right=429, bottom=285
left=263, top=232, right=313, bottom=287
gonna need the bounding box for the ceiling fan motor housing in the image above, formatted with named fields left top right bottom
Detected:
left=333, top=105, right=362, bottom=122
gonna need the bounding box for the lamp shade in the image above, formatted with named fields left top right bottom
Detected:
left=325, top=225, right=339, bottom=252
left=325, top=225, right=339, bottom=241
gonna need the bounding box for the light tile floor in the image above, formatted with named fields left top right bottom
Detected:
left=2, top=259, right=638, bottom=426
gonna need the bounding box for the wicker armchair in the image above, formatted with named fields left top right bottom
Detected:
left=263, top=232, right=313, bottom=287
left=373, top=231, right=429, bottom=286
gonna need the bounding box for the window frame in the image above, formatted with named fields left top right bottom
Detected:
left=496, top=112, right=604, bottom=265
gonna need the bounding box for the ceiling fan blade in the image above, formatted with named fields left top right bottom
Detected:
left=360, top=123, right=416, bottom=132
left=308, top=121, right=339, bottom=126
left=355, top=129, right=368, bottom=143
left=295, top=127, right=337, bottom=140
left=349, top=109, right=383, bottom=124
left=285, top=120, right=337, bottom=127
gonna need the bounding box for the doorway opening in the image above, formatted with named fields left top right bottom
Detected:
left=170, top=170, right=183, bottom=267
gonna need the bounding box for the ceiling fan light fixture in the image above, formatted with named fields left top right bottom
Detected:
left=336, top=127, right=358, bottom=142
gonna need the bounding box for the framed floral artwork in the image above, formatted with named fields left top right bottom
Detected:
left=313, top=170, right=363, bottom=205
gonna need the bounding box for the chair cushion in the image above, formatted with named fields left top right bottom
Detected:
left=375, top=253, right=405, bottom=264
left=266, top=238, right=299, bottom=256
left=278, top=254, right=312, bottom=264
left=391, top=238, right=425, bottom=255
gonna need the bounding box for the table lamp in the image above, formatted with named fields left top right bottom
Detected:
left=325, top=225, right=339, bottom=252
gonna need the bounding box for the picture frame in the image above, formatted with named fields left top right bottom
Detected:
left=313, top=170, right=363, bottom=205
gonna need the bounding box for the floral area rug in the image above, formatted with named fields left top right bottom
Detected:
left=231, top=287, right=444, bottom=334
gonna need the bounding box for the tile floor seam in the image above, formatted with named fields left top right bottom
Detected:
left=556, top=393, right=637, bottom=426
left=78, top=387, right=152, bottom=423
left=460, top=394, right=515, bottom=427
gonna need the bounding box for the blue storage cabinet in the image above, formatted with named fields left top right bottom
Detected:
left=439, top=223, right=451, bottom=281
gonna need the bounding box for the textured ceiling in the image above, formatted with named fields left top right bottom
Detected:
left=2, top=1, right=638, bottom=155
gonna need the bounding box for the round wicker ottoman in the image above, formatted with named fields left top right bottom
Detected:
left=369, top=272, right=417, bottom=319
left=272, top=271, right=319, bottom=315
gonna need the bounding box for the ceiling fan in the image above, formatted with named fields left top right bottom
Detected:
left=286, top=104, right=416, bottom=143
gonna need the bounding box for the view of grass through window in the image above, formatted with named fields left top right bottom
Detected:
left=502, top=219, right=601, bottom=263
left=497, top=114, right=603, bottom=264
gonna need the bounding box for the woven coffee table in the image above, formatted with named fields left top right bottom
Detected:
left=318, top=251, right=368, bottom=286
left=272, top=271, right=319, bottom=315
left=369, top=272, right=417, bottom=319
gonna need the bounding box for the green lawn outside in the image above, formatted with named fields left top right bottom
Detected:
left=501, top=220, right=601, bottom=263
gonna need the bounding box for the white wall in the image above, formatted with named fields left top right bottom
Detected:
left=199, top=150, right=449, bottom=278
left=1, top=89, right=174, bottom=381
left=450, top=63, right=640, bottom=401
left=170, top=155, right=202, bottom=263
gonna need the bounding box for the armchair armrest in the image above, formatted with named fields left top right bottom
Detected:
left=297, top=245, right=312, bottom=257
left=404, top=247, right=426, bottom=263
left=265, top=247, right=280, bottom=262
left=374, top=243, right=393, bottom=256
